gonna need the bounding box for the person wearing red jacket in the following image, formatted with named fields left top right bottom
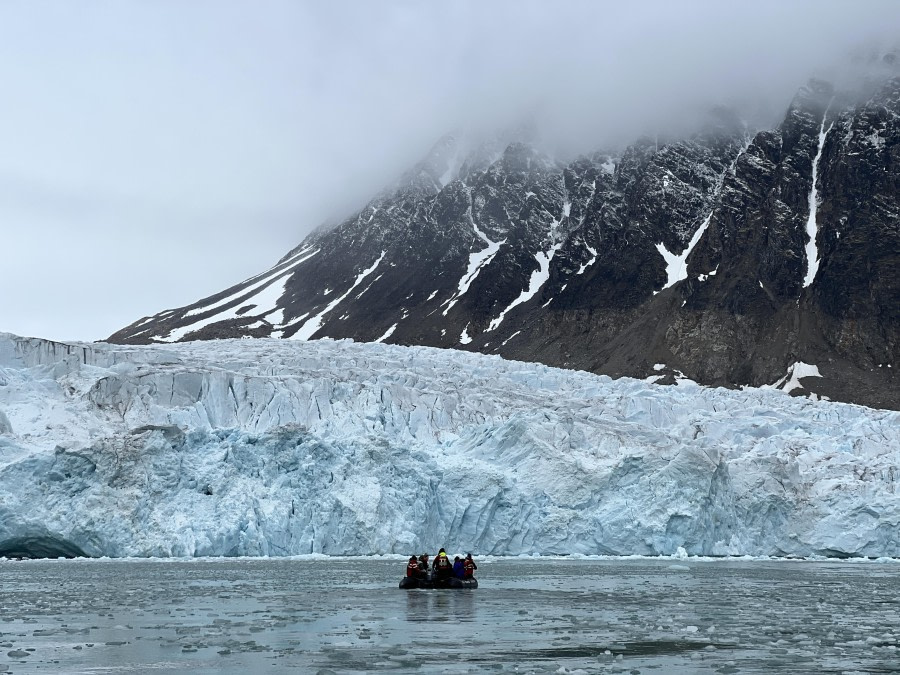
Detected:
left=406, top=555, right=420, bottom=577
left=463, top=553, right=477, bottom=579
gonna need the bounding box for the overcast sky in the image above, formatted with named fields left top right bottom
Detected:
left=2, top=1, right=898, bottom=342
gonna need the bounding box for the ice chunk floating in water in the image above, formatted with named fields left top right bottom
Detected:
left=5, top=558, right=900, bottom=673
left=0, top=332, right=897, bottom=558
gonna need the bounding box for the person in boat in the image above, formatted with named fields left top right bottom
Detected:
left=417, top=554, right=430, bottom=579
left=432, top=548, right=453, bottom=581
left=453, top=555, right=465, bottom=578
left=406, top=555, right=420, bottom=578
left=463, top=553, right=477, bottom=579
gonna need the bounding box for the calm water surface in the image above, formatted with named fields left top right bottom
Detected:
left=0, top=557, right=898, bottom=673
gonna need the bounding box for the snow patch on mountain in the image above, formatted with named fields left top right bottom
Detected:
left=184, top=246, right=316, bottom=321
left=375, top=324, right=397, bottom=343
left=459, top=323, right=473, bottom=344
left=289, top=251, right=386, bottom=341
left=576, top=243, right=598, bottom=275
left=655, top=212, right=713, bottom=292
left=769, top=362, right=823, bottom=393
left=487, top=240, right=563, bottom=332
left=153, top=246, right=320, bottom=342
left=698, top=265, right=719, bottom=282
left=803, top=111, right=834, bottom=288
left=443, top=208, right=504, bottom=315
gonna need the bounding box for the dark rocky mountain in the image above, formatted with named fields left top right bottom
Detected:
left=110, top=74, right=900, bottom=410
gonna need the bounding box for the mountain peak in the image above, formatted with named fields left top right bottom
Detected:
left=108, top=78, right=900, bottom=410
left=495, top=141, right=558, bottom=175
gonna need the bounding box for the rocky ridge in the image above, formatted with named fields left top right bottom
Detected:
left=109, top=75, right=900, bottom=409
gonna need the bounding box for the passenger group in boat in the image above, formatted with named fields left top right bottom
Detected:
left=406, top=549, right=477, bottom=581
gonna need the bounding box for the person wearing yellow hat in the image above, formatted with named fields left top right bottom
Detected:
left=432, top=547, right=453, bottom=582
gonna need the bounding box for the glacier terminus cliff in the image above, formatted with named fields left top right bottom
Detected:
left=0, top=333, right=897, bottom=559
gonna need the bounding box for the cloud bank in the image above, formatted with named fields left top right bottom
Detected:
left=1, top=0, right=898, bottom=340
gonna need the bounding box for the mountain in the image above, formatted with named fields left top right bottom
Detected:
left=1, top=333, right=897, bottom=558
left=109, top=74, right=900, bottom=410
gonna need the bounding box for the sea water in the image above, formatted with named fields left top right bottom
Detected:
left=0, top=557, right=898, bottom=673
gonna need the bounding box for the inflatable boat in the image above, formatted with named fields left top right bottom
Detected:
left=399, top=576, right=478, bottom=589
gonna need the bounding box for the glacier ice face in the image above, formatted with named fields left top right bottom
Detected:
left=0, top=332, right=897, bottom=558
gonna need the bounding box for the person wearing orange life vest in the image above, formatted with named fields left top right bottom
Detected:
left=432, top=548, right=453, bottom=581
left=463, top=553, right=477, bottom=579
left=406, top=555, right=420, bottom=578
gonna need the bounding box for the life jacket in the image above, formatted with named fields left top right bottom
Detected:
left=435, top=554, right=451, bottom=570
left=407, top=561, right=419, bottom=577
left=463, top=559, right=476, bottom=577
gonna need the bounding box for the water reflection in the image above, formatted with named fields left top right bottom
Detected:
left=404, top=590, right=432, bottom=622
left=404, top=588, right=477, bottom=624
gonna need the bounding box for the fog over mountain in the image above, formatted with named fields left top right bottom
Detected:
left=1, top=0, right=898, bottom=340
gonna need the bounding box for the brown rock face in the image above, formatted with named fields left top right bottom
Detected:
left=109, top=79, right=900, bottom=410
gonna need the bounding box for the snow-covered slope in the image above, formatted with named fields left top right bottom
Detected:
left=0, top=333, right=897, bottom=558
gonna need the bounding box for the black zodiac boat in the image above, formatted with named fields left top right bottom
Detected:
left=399, top=575, right=478, bottom=589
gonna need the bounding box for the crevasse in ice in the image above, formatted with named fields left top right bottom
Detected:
left=0, top=333, right=896, bottom=558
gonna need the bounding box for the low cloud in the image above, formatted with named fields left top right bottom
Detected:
left=1, top=0, right=897, bottom=340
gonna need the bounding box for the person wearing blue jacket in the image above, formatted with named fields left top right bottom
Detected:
left=453, top=555, right=465, bottom=578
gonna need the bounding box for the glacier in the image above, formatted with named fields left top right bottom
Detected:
left=0, top=332, right=897, bottom=559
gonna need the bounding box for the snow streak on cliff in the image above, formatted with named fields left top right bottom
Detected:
left=0, top=334, right=897, bottom=558
left=109, top=76, right=900, bottom=410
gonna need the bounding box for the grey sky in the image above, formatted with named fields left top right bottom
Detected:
left=1, top=1, right=898, bottom=341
